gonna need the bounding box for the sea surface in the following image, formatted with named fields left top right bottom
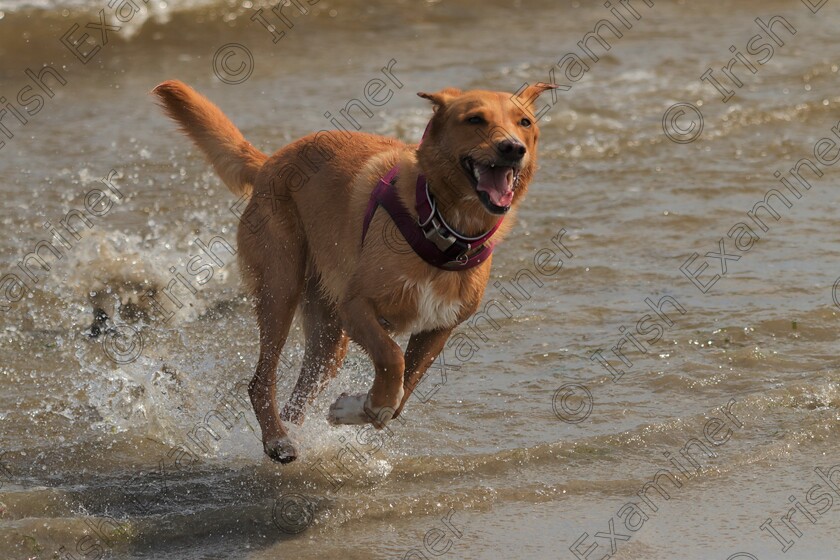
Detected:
left=1, top=0, right=839, bottom=559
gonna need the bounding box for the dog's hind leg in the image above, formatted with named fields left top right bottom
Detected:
left=240, top=212, right=305, bottom=463
left=280, top=274, right=349, bottom=425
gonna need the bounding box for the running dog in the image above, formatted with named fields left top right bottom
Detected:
left=153, top=80, right=556, bottom=463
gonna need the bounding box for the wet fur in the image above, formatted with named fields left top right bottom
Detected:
left=153, top=80, right=555, bottom=463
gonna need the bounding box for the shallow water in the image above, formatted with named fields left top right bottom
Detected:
left=1, top=0, right=840, bottom=559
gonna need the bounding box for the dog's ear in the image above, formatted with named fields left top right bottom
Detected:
left=417, top=88, right=462, bottom=111
left=512, top=82, right=562, bottom=117
left=519, top=82, right=560, bottom=100
left=514, top=82, right=562, bottom=110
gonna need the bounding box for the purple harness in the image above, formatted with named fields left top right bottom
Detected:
left=360, top=128, right=502, bottom=271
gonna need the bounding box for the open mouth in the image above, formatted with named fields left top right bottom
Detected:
left=461, top=156, right=520, bottom=215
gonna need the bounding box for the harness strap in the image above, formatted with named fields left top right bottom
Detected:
left=361, top=166, right=398, bottom=243
left=359, top=121, right=503, bottom=271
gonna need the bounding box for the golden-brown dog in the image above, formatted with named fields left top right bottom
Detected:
left=153, top=80, right=555, bottom=462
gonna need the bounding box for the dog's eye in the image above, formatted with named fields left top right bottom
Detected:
left=467, top=116, right=485, bottom=125
left=520, top=117, right=532, bottom=128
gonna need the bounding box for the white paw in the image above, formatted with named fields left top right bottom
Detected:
left=328, top=393, right=370, bottom=425
left=327, top=389, right=404, bottom=428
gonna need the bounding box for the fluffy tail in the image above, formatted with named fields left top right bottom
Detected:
left=152, top=80, right=268, bottom=196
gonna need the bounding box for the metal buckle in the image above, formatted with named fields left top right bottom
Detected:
left=422, top=216, right=459, bottom=252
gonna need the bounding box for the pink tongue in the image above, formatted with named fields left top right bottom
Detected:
left=476, top=166, right=514, bottom=207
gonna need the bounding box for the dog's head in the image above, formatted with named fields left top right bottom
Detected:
left=416, top=83, right=557, bottom=218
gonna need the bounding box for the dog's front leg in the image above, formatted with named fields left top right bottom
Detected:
left=393, top=327, right=453, bottom=419
left=328, top=297, right=405, bottom=428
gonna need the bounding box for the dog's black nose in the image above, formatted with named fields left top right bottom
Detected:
left=497, top=139, right=526, bottom=159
